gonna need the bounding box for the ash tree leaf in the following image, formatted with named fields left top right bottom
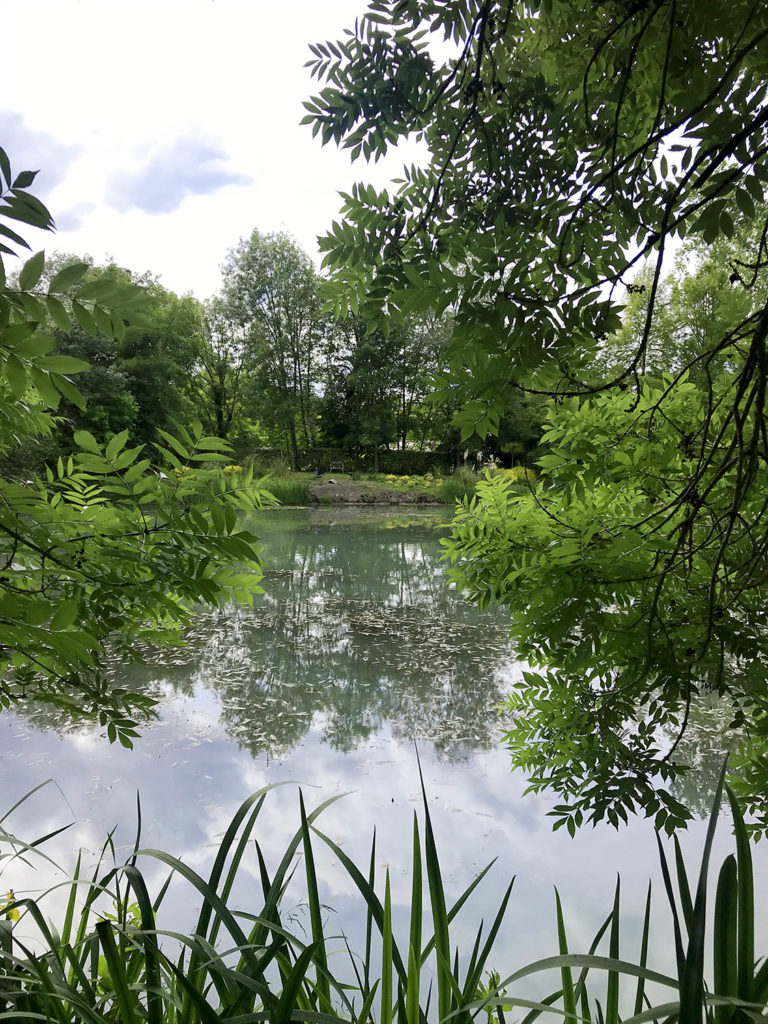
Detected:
left=50, top=598, right=79, bottom=631
left=73, top=429, right=102, bottom=455
left=92, top=305, right=113, bottom=337
left=12, top=170, right=37, bottom=190
left=45, top=295, right=70, bottom=332
left=71, top=300, right=99, bottom=337
left=48, top=262, right=90, bottom=293
left=18, top=250, right=45, bottom=291
left=37, top=354, right=90, bottom=374
left=105, top=430, right=129, bottom=462
left=52, top=372, right=86, bottom=409
left=0, top=148, right=11, bottom=187
left=30, top=366, right=61, bottom=408
left=4, top=354, right=27, bottom=397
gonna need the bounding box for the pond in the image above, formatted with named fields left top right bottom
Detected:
left=1, top=506, right=765, bottom=983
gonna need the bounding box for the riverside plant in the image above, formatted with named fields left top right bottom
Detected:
left=0, top=767, right=765, bottom=1024
left=260, top=477, right=311, bottom=505
left=439, top=468, right=479, bottom=505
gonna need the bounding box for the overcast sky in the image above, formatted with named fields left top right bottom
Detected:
left=1, top=0, right=407, bottom=300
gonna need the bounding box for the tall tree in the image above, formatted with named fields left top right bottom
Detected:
left=221, top=231, right=321, bottom=466
left=185, top=299, right=251, bottom=441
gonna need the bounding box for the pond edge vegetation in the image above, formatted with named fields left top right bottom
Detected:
left=0, top=765, right=765, bottom=1024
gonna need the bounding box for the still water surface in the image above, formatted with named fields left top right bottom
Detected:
left=1, top=507, right=765, bottom=978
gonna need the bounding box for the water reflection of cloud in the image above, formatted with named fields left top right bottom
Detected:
left=2, top=509, right=767, bottom=990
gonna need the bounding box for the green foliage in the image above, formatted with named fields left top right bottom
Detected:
left=439, top=467, right=478, bottom=504
left=0, top=148, right=272, bottom=735
left=494, top=466, right=538, bottom=485
left=307, top=1, right=768, bottom=430
left=320, top=312, right=454, bottom=463
left=0, top=778, right=764, bottom=1024
left=443, top=373, right=768, bottom=831
left=221, top=230, right=323, bottom=465
left=264, top=476, right=311, bottom=505
left=306, top=1, right=768, bottom=828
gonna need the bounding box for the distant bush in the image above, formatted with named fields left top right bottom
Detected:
left=439, top=467, right=479, bottom=504
left=250, top=456, right=292, bottom=478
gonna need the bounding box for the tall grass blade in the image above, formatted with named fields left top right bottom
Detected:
left=60, top=848, right=81, bottom=955
left=366, top=829, right=377, bottom=995
left=165, top=955, right=224, bottom=1024
left=606, top=877, right=620, bottom=1024
left=192, top=787, right=273, bottom=943
left=300, top=791, right=331, bottom=1011
left=358, top=977, right=381, bottom=1024
left=130, top=789, right=143, bottom=865
left=122, top=862, right=163, bottom=1024
left=312, top=826, right=408, bottom=986
left=208, top=793, right=267, bottom=953
left=0, top=779, right=57, bottom=825
left=419, top=767, right=451, bottom=1024
left=678, top=759, right=727, bottom=1024
left=753, top=958, right=768, bottom=1006
left=673, top=836, right=694, bottom=934
left=461, top=881, right=515, bottom=1009
left=713, top=856, right=738, bottom=1024
left=498, top=954, right=679, bottom=993
left=655, top=833, right=686, bottom=982
left=633, top=882, right=652, bottom=1017
left=96, top=919, right=139, bottom=1024
left=274, top=941, right=319, bottom=1024
left=726, top=785, right=754, bottom=1004
left=406, top=814, right=422, bottom=1024
left=257, top=792, right=345, bottom=942
left=382, top=870, right=393, bottom=1024
left=555, top=888, right=578, bottom=1024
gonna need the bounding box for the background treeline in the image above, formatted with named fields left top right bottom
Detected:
left=4, top=230, right=545, bottom=479
left=5, top=221, right=753, bottom=483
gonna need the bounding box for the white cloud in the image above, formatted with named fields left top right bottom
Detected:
left=0, top=0, right=413, bottom=299
left=106, top=136, right=251, bottom=214
left=0, top=110, right=80, bottom=192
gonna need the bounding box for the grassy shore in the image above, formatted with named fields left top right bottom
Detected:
left=253, top=468, right=508, bottom=506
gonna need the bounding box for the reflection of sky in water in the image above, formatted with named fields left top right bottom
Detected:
left=1, top=507, right=766, bottom=990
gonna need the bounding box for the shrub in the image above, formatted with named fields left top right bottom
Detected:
left=439, top=466, right=479, bottom=504
left=263, top=477, right=310, bottom=505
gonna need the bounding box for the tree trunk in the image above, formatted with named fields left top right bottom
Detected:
left=288, top=419, right=299, bottom=470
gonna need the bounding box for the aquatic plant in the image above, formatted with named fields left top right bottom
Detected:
left=0, top=770, right=764, bottom=1024
left=262, top=477, right=311, bottom=505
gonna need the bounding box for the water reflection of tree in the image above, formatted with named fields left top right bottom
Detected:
left=14, top=516, right=515, bottom=761
left=189, top=520, right=516, bottom=761
left=667, top=698, right=742, bottom=819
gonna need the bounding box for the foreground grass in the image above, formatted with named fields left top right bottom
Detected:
left=0, top=768, right=765, bottom=1024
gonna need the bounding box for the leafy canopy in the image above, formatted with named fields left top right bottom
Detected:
left=0, top=149, right=270, bottom=741
left=305, top=1, right=768, bottom=827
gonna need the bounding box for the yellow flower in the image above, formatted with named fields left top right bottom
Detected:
left=2, top=890, right=19, bottom=922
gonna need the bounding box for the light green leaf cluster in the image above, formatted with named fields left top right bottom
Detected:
left=0, top=148, right=272, bottom=741
left=443, top=374, right=768, bottom=832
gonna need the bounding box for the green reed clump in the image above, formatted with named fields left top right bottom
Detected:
left=0, top=767, right=765, bottom=1024
left=262, top=477, right=310, bottom=505
left=439, top=467, right=479, bottom=504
